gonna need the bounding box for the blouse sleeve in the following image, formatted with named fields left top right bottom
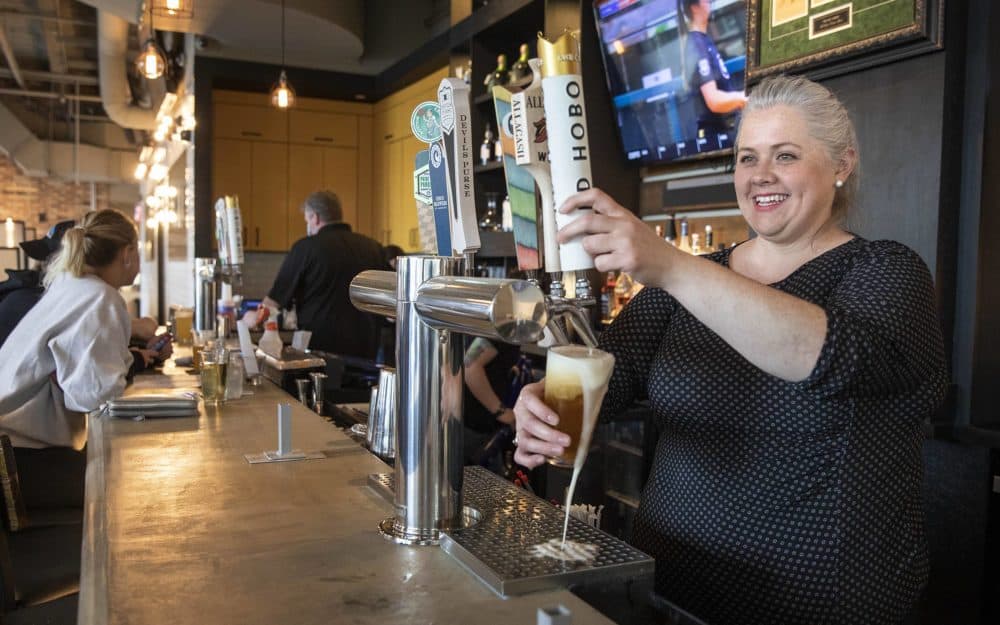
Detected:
left=597, top=286, right=678, bottom=421
left=48, top=293, right=132, bottom=412
left=795, top=241, right=948, bottom=407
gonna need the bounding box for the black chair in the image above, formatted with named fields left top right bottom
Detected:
left=0, top=435, right=81, bottom=621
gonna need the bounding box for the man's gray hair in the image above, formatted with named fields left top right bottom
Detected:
left=301, top=190, right=343, bottom=224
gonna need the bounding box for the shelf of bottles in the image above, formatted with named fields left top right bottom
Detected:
left=600, top=208, right=748, bottom=325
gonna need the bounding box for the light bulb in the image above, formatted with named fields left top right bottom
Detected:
left=136, top=40, right=165, bottom=80
left=166, top=0, right=181, bottom=14
left=270, top=70, right=296, bottom=110
left=134, top=162, right=149, bottom=180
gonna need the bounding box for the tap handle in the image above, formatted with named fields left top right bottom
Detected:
left=437, top=78, right=481, bottom=256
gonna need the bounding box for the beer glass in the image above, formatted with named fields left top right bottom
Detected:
left=543, top=345, right=615, bottom=468
left=174, top=307, right=193, bottom=346
left=200, top=341, right=227, bottom=404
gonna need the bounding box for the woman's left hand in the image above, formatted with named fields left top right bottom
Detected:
left=557, top=188, right=680, bottom=289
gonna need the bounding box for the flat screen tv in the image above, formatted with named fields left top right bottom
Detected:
left=593, top=0, right=747, bottom=165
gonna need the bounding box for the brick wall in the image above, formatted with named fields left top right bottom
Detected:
left=0, top=155, right=111, bottom=236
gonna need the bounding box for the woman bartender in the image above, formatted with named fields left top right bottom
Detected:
left=514, top=75, right=948, bottom=624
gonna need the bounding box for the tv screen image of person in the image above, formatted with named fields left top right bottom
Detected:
left=593, top=0, right=747, bottom=165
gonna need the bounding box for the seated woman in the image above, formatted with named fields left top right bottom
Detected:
left=514, top=75, right=948, bottom=624
left=0, top=210, right=141, bottom=505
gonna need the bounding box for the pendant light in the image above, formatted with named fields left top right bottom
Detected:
left=136, top=2, right=166, bottom=80
left=270, top=0, right=295, bottom=109
left=152, top=0, right=194, bottom=19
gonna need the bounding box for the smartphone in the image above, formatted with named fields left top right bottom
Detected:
left=152, top=333, right=172, bottom=351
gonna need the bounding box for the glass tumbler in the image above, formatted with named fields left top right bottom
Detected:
left=225, top=351, right=245, bottom=401
left=200, top=342, right=226, bottom=404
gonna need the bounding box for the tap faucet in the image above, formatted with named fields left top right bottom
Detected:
left=538, top=273, right=599, bottom=348
left=351, top=256, right=547, bottom=545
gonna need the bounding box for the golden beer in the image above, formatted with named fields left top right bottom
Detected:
left=200, top=361, right=226, bottom=403
left=544, top=345, right=615, bottom=468
left=544, top=384, right=585, bottom=465
left=174, top=309, right=193, bottom=346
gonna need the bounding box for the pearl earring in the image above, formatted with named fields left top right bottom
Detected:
left=835, top=179, right=844, bottom=189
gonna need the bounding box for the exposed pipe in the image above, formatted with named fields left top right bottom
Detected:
left=97, top=10, right=157, bottom=130
left=0, top=88, right=103, bottom=102
left=0, top=22, right=25, bottom=88
left=0, top=68, right=98, bottom=85
left=0, top=10, right=95, bottom=28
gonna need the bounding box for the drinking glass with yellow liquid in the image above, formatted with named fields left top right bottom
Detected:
left=174, top=307, right=193, bottom=346
left=544, top=345, right=615, bottom=468
left=200, top=343, right=228, bottom=404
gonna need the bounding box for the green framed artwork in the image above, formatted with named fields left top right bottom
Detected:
left=746, top=0, right=944, bottom=83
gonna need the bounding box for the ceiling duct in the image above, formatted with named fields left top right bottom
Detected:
left=98, top=10, right=159, bottom=130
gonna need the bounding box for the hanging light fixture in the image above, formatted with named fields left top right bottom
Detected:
left=136, top=2, right=166, bottom=80
left=152, top=0, right=194, bottom=19
left=270, top=0, right=295, bottom=110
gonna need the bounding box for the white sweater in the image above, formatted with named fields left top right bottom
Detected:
left=0, top=273, right=132, bottom=449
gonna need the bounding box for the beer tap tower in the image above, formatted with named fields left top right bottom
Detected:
left=350, top=36, right=604, bottom=544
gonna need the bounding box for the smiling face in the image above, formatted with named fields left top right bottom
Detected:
left=734, top=105, right=851, bottom=245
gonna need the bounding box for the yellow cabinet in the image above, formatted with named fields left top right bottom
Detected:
left=212, top=138, right=253, bottom=250
left=213, top=103, right=289, bottom=142
left=289, top=110, right=358, bottom=147
left=249, top=143, right=289, bottom=251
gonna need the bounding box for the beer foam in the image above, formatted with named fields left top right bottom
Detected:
left=545, top=345, right=615, bottom=547
left=530, top=538, right=598, bottom=562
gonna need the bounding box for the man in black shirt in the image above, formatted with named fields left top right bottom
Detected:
left=0, top=220, right=74, bottom=347
left=261, top=190, right=389, bottom=359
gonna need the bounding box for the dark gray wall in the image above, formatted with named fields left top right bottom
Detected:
left=833, top=54, right=945, bottom=273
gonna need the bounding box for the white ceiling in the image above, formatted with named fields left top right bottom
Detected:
left=77, top=0, right=448, bottom=75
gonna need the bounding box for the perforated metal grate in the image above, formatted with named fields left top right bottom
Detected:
left=368, top=466, right=654, bottom=597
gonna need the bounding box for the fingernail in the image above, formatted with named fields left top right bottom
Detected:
left=547, top=414, right=558, bottom=425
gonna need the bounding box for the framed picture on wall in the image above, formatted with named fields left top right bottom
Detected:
left=745, top=0, right=944, bottom=84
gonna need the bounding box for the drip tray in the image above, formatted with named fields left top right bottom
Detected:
left=367, top=466, right=654, bottom=598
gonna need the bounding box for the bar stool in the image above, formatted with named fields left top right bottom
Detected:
left=0, top=435, right=81, bottom=618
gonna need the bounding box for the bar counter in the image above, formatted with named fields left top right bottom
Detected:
left=79, top=357, right=617, bottom=625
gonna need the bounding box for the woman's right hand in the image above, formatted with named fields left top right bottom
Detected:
left=513, top=379, right=572, bottom=469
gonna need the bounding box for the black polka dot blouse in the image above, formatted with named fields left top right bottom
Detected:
left=598, top=238, right=949, bottom=625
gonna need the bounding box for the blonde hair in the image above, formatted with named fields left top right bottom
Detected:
left=737, top=74, right=860, bottom=223
left=44, top=210, right=137, bottom=287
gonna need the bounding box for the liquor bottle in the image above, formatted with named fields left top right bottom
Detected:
left=494, top=132, right=503, bottom=162
left=704, top=224, right=714, bottom=251
left=664, top=215, right=677, bottom=246
left=509, top=43, right=532, bottom=86
left=654, top=225, right=664, bottom=238
left=690, top=233, right=702, bottom=255
left=483, top=54, right=509, bottom=91
left=501, top=195, right=512, bottom=232
left=614, top=272, right=634, bottom=316
left=677, top=219, right=692, bottom=254
left=600, top=271, right=616, bottom=322
left=481, top=123, right=495, bottom=166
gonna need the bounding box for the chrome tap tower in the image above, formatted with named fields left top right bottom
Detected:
left=350, top=259, right=547, bottom=544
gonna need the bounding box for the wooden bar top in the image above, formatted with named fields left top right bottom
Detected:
left=79, top=357, right=615, bottom=624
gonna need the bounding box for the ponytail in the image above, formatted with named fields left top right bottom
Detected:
left=43, top=210, right=137, bottom=287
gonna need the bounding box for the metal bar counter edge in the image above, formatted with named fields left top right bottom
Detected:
left=78, top=356, right=617, bottom=625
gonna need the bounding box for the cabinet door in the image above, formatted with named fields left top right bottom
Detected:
left=394, top=136, right=425, bottom=250
left=214, top=103, right=289, bottom=142
left=323, top=147, right=359, bottom=230
left=287, top=145, right=324, bottom=247
left=212, top=138, right=254, bottom=250
left=289, top=111, right=359, bottom=147
left=250, top=143, right=289, bottom=251
left=386, top=138, right=404, bottom=247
